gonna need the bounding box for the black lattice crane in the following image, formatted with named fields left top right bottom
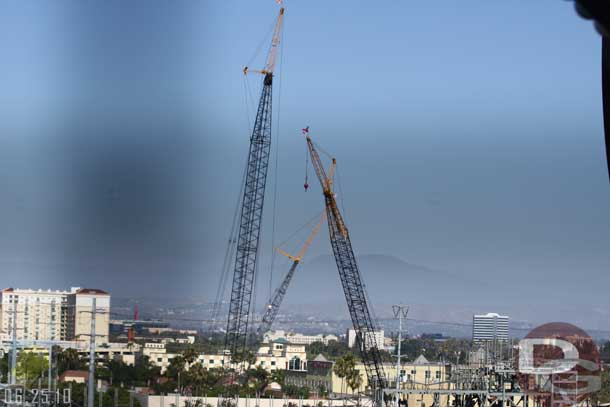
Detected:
left=258, top=211, right=326, bottom=334
left=224, top=6, right=285, bottom=364
left=305, top=134, right=388, bottom=391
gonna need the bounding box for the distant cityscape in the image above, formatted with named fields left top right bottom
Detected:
left=1, top=286, right=609, bottom=404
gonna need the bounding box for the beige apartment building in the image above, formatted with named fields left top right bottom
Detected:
left=143, top=339, right=307, bottom=374
left=0, top=287, right=110, bottom=344
left=332, top=355, right=451, bottom=396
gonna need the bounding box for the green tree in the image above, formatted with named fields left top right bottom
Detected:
left=56, top=348, right=83, bottom=374
left=185, top=362, right=207, bottom=395
left=231, top=350, right=256, bottom=368
left=182, top=348, right=199, bottom=366
left=269, top=369, right=285, bottom=386
left=246, top=366, right=269, bottom=393
left=283, top=384, right=310, bottom=398
left=0, top=353, right=9, bottom=382
left=333, top=353, right=356, bottom=395
left=306, top=340, right=352, bottom=361
left=166, top=355, right=187, bottom=393
left=17, top=352, right=48, bottom=386
left=346, top=369, right=363, bottom=394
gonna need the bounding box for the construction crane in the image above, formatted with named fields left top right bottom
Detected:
left=258, top=211, right=326, bottom=334
left=224, top=6, right=285, bottom=363
left=305, top=134, right=388, bottom=392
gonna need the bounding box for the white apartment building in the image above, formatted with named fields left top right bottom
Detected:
left=0, top=287, right=110, bottom=344
left=472, top=312, right=509, bottom=343
left=263, top=330, right=339, bottom=346
left=347, top=328, right=385, bottom=350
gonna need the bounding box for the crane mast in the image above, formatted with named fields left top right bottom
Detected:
left=224, top=6, right=285, bottom=363
left=258, top=212, right=326, bottom=334
left=305, top=135, right=388, bottom=391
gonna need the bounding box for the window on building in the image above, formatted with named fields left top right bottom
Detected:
left=288, top=356, right=302, bottom=371
left=425, top=371, right=431, bottom=379
left=271, top=361, right=276, bottom=366
left=435, top=371, right=441, bottom=379
left=209, top=360, right=214, bottom=364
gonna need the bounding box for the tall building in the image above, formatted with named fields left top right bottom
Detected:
left=0, top=287, right=110, bottom=344
left=472, top=312, right=509, bottom=343
left=347, top=328, right=385, bottom=350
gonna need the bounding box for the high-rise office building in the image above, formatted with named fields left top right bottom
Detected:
left=472, top=312, right=509, bottom=343
left=347, top=328, right=385, bottom=350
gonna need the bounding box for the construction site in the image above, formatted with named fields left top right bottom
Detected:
left=205, top=3, right=605, bottom=407
left=0, top=2, right=607, bottom=407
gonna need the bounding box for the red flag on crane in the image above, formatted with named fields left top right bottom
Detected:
left=302, top=126, right=309, bottom=135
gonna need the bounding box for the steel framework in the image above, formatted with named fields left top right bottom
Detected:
left=305, top=136, right=388, bottom=391
left=259, top=212, right=324, bottom=334
left=259, top=258, right=297, bottom=334
left=224, top=73, right=274, bottom=359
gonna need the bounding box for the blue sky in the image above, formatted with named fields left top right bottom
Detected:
left=0, top=1, right=608, bottom=325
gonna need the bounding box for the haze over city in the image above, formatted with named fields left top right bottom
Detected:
left=0, top=1, right=608, bottom=330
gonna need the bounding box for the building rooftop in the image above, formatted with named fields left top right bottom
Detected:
left=475, top=312, right=509, bottom=318
left=312, top=353, right=330, bottom=363
left=59, top=370, right=89, bottom=381
left=75, top=288, right=109, bottom=295
left=2, top=287, right=109, bottom=295
left=413, top=354, right=430, bottom=364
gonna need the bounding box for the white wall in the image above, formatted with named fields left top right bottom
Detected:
left=141, top=395, right=374, bottom=407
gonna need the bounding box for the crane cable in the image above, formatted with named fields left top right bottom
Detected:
left=245, top=13, right=278, bottom=72
left=275, top=210, right=325, bottom=250
left=267, top=12, right=285, bottom=304
left=211, top=161, right=247, bottom=328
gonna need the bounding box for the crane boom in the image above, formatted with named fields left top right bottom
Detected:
left=224, top=6, right=284, bottom=366
left=259, top=212, right=325, bottom=333
left=264, top=8, right=284, bottom=74
left=305, top=135, right=388, bottom=391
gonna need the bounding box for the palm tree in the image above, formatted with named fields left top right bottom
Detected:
left=346, top=369, right=363, bottom=395
left=56, top=348, right=83, bottom=374
left=167, top=355, right=187, bottom=393
left=246, top=366, right=269, bottom=393
left=333, top=354, right=355, bottom=395
left=186, top=362, right=206, bottom=395
left=182, top=348, right=199, bottom=366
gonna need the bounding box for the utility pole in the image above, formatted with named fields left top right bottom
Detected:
left=88, top=298, right=97, bottom=407
left=392, top=305, right=409, bottom=407
left=10, top=303, right=18, bottom=385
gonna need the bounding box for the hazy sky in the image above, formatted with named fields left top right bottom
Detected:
left=0, top=1, right=608, bottom=324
